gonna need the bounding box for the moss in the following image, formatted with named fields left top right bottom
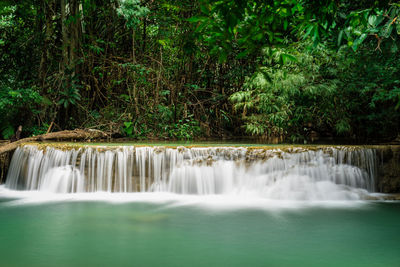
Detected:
left=18, top=142, right=392, bottom=154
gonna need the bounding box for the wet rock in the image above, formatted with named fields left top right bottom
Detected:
left=177, top=146, right=185, bottom=153
left=0, top=151, right=11, bottom=183
left=153, top=146, right=165, bottom=154
left=376, top=146, right=400, bottom=193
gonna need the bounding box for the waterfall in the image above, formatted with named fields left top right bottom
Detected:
left=4, top=145, right=377, bottom=200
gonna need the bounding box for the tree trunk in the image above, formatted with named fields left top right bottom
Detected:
left=133, top=84, right=139, bottom=116
left=142, top=18, right=147, bottom=54
left=132, top=28, right=136, bottom=63
left=0, top=129, right=108, bottom=155
left=69, top=0, right=82, bottom=71
left=61, top=0, right=68, bottom=70
left=39, top=0, right=55, bottom=90
left=155, top=47, right=162, bottom=107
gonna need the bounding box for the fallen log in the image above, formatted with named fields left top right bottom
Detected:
left=0, top=129, right=108, bottom=155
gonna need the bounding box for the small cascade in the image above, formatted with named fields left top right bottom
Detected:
left=4, top=145, right=377, bottom=200
left=39, top=166, right=83, bottom=193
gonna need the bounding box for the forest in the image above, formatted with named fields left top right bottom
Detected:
left=0, top=0, right=399, bottom=143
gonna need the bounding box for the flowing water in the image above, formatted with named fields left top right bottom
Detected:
left=0, top=144, right=399, bottom=266
left=5, top=145, right=377, bottom=200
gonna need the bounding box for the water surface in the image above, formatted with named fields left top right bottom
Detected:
left=0, top=196, right=399, bottom=267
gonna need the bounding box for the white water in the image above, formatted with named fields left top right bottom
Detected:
left=4, top=145, right=377, bottom=200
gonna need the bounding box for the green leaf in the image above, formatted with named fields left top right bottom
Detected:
left=368, top=15, right=377, bottom=26
left=281, top=53, right=297, bottom=64
left=359, top=33, right=368, bottom=43
left=158, top=39, right=168, bottom=48
left=382, top=22, right=393, bottom=38
left=303, top=25, right=314, bottom=39
left=338, top=30, right=344, bottom=46
left=335, top=119, right=351, bottom=135
left=124, top=122, right=133, bottom=128
left=2, top=125, right=14, bottom=139
left=42, top=97, right=52, bottom=106
left=200, top=4, right=209, bottom=15
left=352, top=33, right=368, bottom=51
left=218, top=49, right=228, bottom=63
left=236, top=50, right=249, bottom=59
left=391, top=42, right=398, bottom=53
left=8, top=91, right=21, bottom=97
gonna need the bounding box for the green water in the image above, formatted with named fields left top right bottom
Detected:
left=0, top=199, right=399, bottom=267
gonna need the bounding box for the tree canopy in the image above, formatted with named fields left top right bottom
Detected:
left=0, top=0, right=399, bottom=142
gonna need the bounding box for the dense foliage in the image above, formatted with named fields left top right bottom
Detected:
left=0, top=0, right=399, bottom=142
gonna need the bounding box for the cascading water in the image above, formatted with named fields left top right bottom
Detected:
left=4, top=145, right=377, bottom=200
